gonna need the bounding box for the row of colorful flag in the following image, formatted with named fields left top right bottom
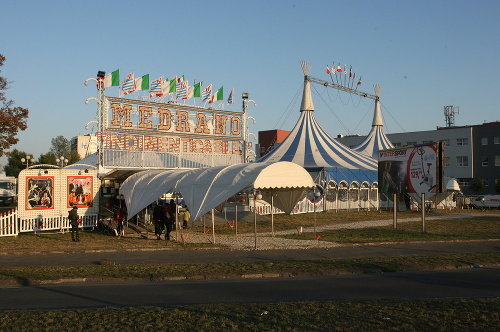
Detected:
left=325, top=63, right=362, bottom=87
left=97, top=69, right=234, bottom=104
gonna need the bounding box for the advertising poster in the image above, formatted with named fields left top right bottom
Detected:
left=379, top=143, right=441, bottom=194
left=68, top=176, right=94, bottom=208
left=26, top=176, right=54, bottom=210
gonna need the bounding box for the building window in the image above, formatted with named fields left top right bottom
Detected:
left=457, top=178, right=470, bottom=186
left=456, top=156, right=468, bottom=167
left=482, top=156, right=489, bottom=167
left=496, top=155, right=500, bottom=166
left=456, top=138, right=468, bottom=146
left=481, top=137, right=488, bottom=145
left=494, top=136, right=500, bottom=144
left=443, top=157, right=450, bottom=167
left=407, top=141, right=417, bottom=146
left=393, top=142, right=401, bottom=147
left=442, top=139, right=450, bottom=146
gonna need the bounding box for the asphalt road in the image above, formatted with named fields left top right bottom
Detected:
left=0, top=268, right=498, bottom=310
left=1, top=240, right=499, bottom=267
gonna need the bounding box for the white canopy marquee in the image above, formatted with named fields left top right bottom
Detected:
left=119, top=161, right=315, bottom=222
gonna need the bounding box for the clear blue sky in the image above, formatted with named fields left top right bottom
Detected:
left=1, top=0, right=499, bottom=167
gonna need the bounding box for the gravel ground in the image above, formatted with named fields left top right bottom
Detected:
left=171, top=217, right=418, bottom=250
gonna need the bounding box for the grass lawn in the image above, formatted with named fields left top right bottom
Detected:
left=0, top=298, right=498, bottom=331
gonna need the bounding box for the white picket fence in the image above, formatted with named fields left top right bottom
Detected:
left=0, top=208, right=98, bottom=237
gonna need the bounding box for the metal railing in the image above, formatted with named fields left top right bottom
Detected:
left=0, top=209, right=98, bottom=237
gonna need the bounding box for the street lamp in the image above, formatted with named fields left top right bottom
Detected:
left=20, top=156, right=35, bottom=169
left=242, top=93, right=257, bottom=163
left=56, top=156, right=69, bottom=168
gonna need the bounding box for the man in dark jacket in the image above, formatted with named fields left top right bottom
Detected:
left=68, top=206, right=80, bottom=242
left=153, top=203, right=164, bottom=240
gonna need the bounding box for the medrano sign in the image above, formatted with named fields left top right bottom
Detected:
left=107, top=100, right=242, bottom=138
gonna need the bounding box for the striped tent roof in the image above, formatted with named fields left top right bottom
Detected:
left=256, top=77, right=378, bottom=170
left=352, top=98, right=394, bottom=159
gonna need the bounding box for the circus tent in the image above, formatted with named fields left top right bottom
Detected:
left=352, top=87, right=394, bottom=159
left=256, top=70, right=378, bottom=184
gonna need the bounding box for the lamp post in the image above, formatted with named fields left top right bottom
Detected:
left=20, top=156, right=35, bottom=169
left=56, top=156, right=69, bottom=168
left=242, top=92, right=257, bottom=163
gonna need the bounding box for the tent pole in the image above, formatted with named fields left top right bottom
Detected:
left=271, top=190, right=274, bottom=237
left=235, top=195, right=238, bottom=236
left=254, top=191, right=257, bottom=249
left=211, top=209, right=215, bottom=244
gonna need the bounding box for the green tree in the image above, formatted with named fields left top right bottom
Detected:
left=44, top=136, right=81, bottom=166
left=49, top=136, right=71, bottom=159
left=0, top=54, right=29, bottom=157
left=4, top=149, right=35, bottom=177
left=38, top=152, right=57, bottom=165
left=470, top=177, right=486, bottom=193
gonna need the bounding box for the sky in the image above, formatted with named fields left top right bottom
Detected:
left=1, top=0, right=499, bottom=168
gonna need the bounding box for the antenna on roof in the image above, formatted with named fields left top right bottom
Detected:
left=373, top=84, right=382, bottom=96
left=300, top=60, right=311, bottom=76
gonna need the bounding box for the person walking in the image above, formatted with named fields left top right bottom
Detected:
left=115, top=206, right=126, bottom=238
left=153, top=203, right=164, bottom=240
left=182, top=206, right=191, bottom=229
left=169, top=199, right=177, bottom=231
left=68, top=206, right=80, bottom=242
left=163, top=203, right=173, bottom=240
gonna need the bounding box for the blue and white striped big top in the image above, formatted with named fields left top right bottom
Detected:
left=256, top=110, right=378, bottom=170
left=352, top=125, right=394, bottom=160
left=352, top=98, right=394, bottom=159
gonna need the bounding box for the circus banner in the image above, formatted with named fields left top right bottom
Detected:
left=378, top=143, right=444, bottom=194
left=26, top=176, right=54, bottom=210
left=67, top=176, right=94, bottom=208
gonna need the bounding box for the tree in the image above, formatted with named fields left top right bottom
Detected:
left=470, top=177, right=486, bottom=193
left=4, top=149, right=34, bottom=177
left=45, top=135, right=81, bottom=166
left=49, top=136, right=71, bottom=158
left=0, top=54, right=29, bottom=157
left=38, top=152, right=57, bottom=165
left=495, top=176, right=500, bottom=195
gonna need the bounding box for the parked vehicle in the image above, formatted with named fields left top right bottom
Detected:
left=0, top=175, right=16, bottom=206
left=472, top=195, right=500, bottom=209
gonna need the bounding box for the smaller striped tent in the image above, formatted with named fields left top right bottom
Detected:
left=352, top=93, right=394, bottom=159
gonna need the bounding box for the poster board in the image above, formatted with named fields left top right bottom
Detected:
left=378, top=143, right=443, bottom=194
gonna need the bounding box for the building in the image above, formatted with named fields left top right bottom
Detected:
left=335, top=121, right=500, bottom=195
left=71, top=135, right=98, bottom=158
left=256, top=129, right=291, bottom=158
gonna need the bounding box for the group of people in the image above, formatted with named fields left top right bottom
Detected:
left=152, top=199, right=191, bottom=240
left=153, top=199, right=177, bottom=240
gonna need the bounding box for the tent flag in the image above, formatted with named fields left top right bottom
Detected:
left=134, top=74, right=150, bottom=91
left=104, top=69, right=120, bottom=87
left=227, top=88, right=234, bottom=104
left=121, top=72, right=135, bottom=95
left=193, top=81, right=202, bottom=98
left=177, top=80, right=189, bottom=99
left=326, top=65, right=331, bottom=74
left=149, top=76, right=163, bottom=97
left=169, top=78, right=176, bottom=93
left=202, top=84, right=212, bottom=102
left=209, top=86, right=223, bottom=103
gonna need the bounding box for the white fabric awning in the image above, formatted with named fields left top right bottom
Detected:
left=120, top=161, right=315, bottom=221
